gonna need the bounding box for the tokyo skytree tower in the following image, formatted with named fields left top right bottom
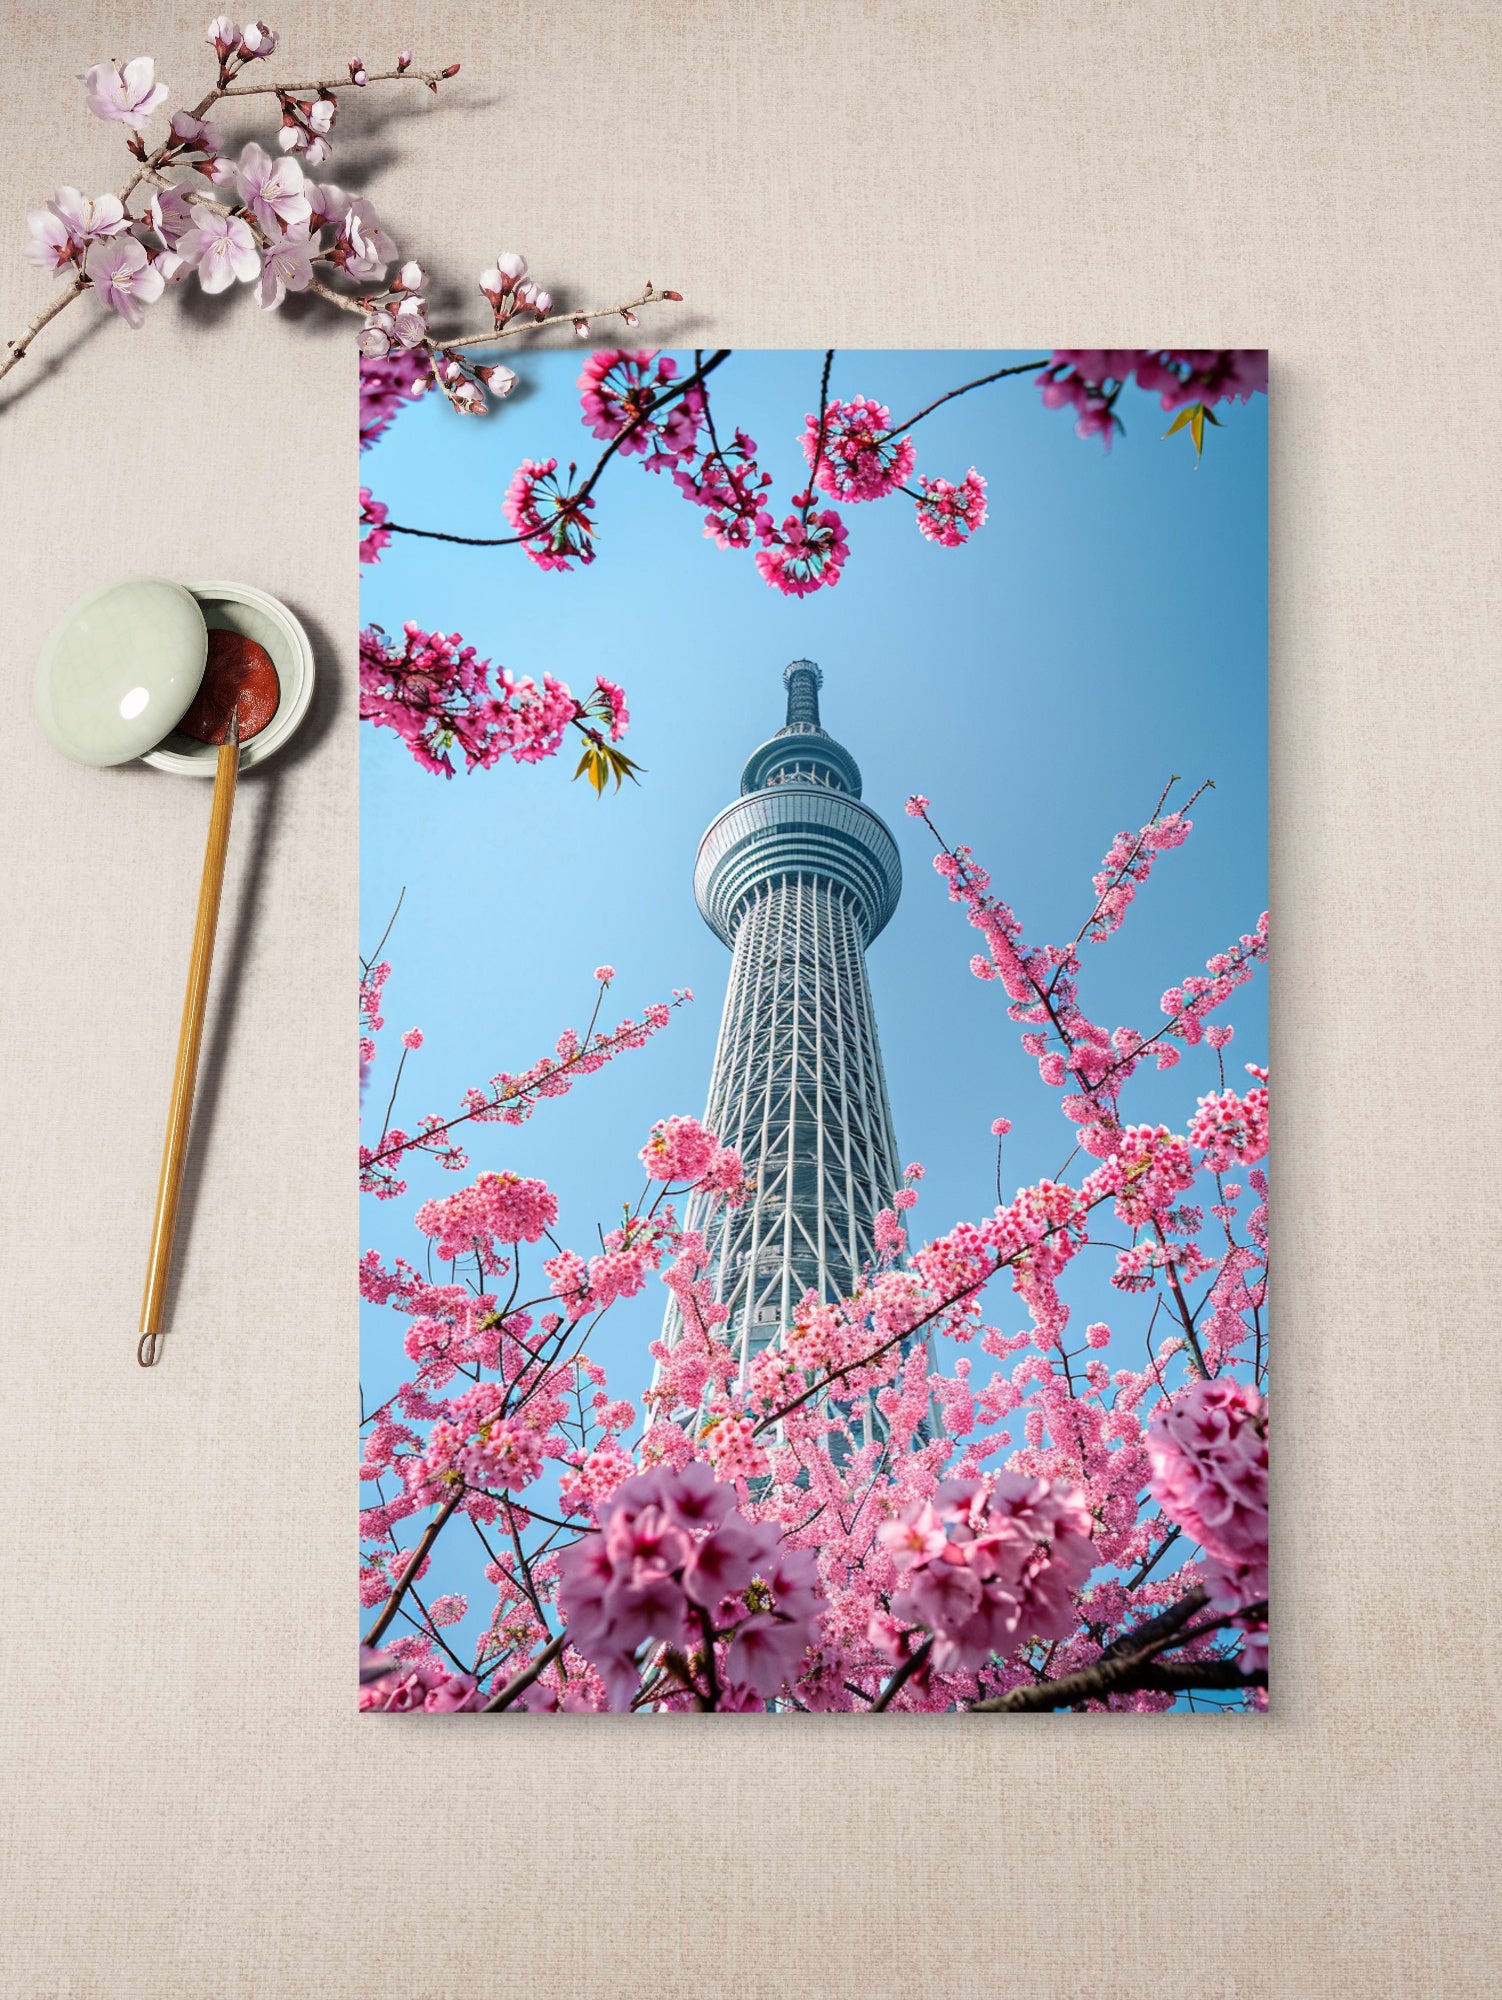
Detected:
left=663, top=660, right=904, bottom=1376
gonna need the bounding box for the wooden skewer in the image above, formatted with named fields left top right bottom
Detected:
left=138, top=708, right=241, bottom=1366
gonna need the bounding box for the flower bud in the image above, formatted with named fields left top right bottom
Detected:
left=493, top=250, right=527, bottom=288
left=395, top=259, right=426, bottom=292
left=206, top=16, right=242, bottom=63
left=531, top=289, right=552, bottom=318
left=477, top=362, right=518, bottom=396
left=357, top=309, right=395, bottom=357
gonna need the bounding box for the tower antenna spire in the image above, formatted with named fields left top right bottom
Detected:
left=782, top=658, right=823, bottom=730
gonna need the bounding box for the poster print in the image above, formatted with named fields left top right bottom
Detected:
left=359, top=347, right=1268, bottom=1714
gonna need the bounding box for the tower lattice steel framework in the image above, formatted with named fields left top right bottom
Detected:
left=661, top=660, right=905, bottom=1378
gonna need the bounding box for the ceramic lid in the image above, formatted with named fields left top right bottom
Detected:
left=34, top=575, right=208, bottom=766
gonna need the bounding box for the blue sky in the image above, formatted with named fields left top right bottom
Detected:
left=360, top=348, right=1267, bottom=1651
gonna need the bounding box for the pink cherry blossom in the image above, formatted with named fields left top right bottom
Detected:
left=503, top=459, right=597, bottom=572
left=639, top=1115, right=721, bottom=1184
left=257, top=230, right=316, bottom=310
left=753, top=500, right=849, bottom=597
left=235, top=141, right=311, bottom=236
left=330, top=198, right=395, bottom=282
left=79, top=58, right=168, bottom=129
left=413, top=1171, right=559, bottom=1261
left=359, top=350, right=433, bottom=449
left=801, top=395, right=916, bottom=502
left=1147, top=1378, right=1268, bottom=1573
left=83, top=236, right=165, bottom=328
left=914, top=469, right=987, bottom=546
left=671, top=425, right=772, bottom=550
left=579, top=349, right=701, bottom=464
left=167, top=111, right=223, bottom=159
left=557, top=1468, right=822, bottom=1710
left=25, top=188, right=125, bottom=272
left=146, top=184, right=197, bottom=249
left=358, top=622, right=620, bottom=781
left=206, top=17, right=242, bottom=63
left=178, top=209, right=259, bottom=293
left=594, top=966, right=615, bottom=983
left=886, top=1475, right=1097, bottom=1672
left=358, top=490, right=390, bottom=567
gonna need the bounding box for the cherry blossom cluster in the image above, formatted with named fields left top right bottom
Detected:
left=1040, top=350, right=1269, bottom=450
left=360, top=781, right=1269, bottom=1712
left=1148, top=1377, right=1268, bottom=1668
left=7, top=24, right=680, bottom=398
left=558, top=1465, right=824, bottom=1710
left=879, top=1475, right=1096, bottom=1674
left=358, top=620, right=632, bottom=782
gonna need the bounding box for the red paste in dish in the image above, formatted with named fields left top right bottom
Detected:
left=177, top=629, right=281, bottom=744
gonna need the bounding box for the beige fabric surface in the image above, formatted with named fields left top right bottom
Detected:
left=2, top=2, right=1497, bottom=1994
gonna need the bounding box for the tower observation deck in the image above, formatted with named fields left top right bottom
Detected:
left=663, top=660, right=904, bottom=1374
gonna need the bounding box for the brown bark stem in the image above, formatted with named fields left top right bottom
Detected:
left=362, top=1484, right=463, bottom=1648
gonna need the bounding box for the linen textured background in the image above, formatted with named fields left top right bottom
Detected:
left=2, top=3, right=1497, bottom=1994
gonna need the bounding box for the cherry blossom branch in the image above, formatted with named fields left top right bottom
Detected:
left=752, top=1191, right=1113, bottom=1434
left=481, top=1628, right=568, bottom=1711
left=967, top=1587, right=1265, bottom=1711
left=3, top=273, right=88, bottom=373
left=878, top=357, right=1051, bottom=439
left=438, top=283, right=681, bottom=353
left=5, top=45, right=451, bottom=386
left=220, top=67, right=448, bottom=94
left=362, top=1483, right=463, bottom=1647
left=385, top=347, right=732, bottom=547
left=6, top=32, right=684, bottom=404
left=869, top=1635, right=933, bottom=1711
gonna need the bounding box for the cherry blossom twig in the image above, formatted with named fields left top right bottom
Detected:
left=438, top=284, right=681, bottom=353
left=362, top=1483, right=464, bottom=1647
left=869, top=1635, right=933, bottom=1711
left=385, top=347, right=732, bottom=549
left=967, top=1586, right=1266, bottom=1711
left=878, top=357, right=1052, bottom=439
left=481, top=1627, right=568, bottom=1711
left=3, top=274, right=88, bottom=372
left=220, top=68, right=448, bottom=95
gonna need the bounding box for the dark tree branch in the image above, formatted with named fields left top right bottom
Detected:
left=386, top=348, right=733, bottom=548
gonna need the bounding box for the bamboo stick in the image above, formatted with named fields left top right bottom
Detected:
left=138, top=710, right=240, bottom=1365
